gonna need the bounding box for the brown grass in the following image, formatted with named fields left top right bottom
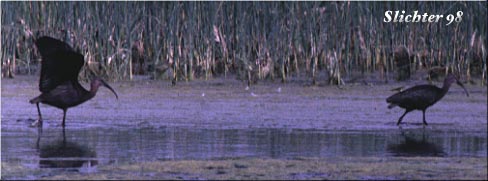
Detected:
left=1, top=2, right=486, bottom=85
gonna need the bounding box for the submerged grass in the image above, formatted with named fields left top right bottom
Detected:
left=3, top=157, right=486, bottom=180
left=1, top=162, right=39, bottom=180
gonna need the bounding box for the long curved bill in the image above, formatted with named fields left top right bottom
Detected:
left=100, top=79, right=119, bottom=99
left=456, top=80, right=469, bottom=97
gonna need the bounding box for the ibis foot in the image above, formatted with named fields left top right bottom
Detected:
left=30, top=119, right=43, bottom=127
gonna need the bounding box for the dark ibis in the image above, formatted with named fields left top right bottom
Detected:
left=29, top=36, right=118, bottom=127
left=386, top=73, right=469, bottom=125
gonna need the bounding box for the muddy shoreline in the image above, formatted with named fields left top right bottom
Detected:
left=2, top=75, right=486, bottom=131
left=3, top=157, right=487, bottom=180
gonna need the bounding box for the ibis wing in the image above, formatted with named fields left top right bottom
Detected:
left=386, top=85, right=441, bottom=109
left=35, top=36, right=74, bottom=57
left=35, top=37, right=85, bottom=93
left=386, top=91, right=413, bottom=105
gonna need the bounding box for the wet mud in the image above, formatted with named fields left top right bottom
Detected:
left=1, top=76, right=487, bottom=179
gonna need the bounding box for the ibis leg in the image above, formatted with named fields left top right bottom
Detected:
left=62, top=126, right=66, bottom=145
left=397, top=110, right=411, bottom=125
left=62, top=109, right=67, bottom=127
left=422, top=110, right=428, bottom=125
left=36, top=103, right=43, bottom=127
left=36, top=126, right=43, bottom=149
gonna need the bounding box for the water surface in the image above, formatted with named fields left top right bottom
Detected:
left=2, top=126, right=486, bottom=169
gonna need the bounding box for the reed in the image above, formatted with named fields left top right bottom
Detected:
left=1, top=2, right=486, bottom=85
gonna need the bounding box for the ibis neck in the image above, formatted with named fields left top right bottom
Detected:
left=88, top=84, right=99, bottom=99
left=441, top=81, right=452, bottom=95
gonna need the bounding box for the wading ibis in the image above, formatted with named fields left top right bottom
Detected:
left=386, top=73, right=469, bottom=125
left=29, top=36, right=118, bottom=127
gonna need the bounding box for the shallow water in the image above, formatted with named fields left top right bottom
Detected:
left=1, top=76, right=487, bottom=178
left=1, top=126, right=486, bottom=179
left=2, top=127, right=487, bottom=164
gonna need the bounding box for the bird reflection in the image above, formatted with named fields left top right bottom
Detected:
left=36, top=127, right=98, bottom=169
left=387, top=128, right=445, bottom=157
